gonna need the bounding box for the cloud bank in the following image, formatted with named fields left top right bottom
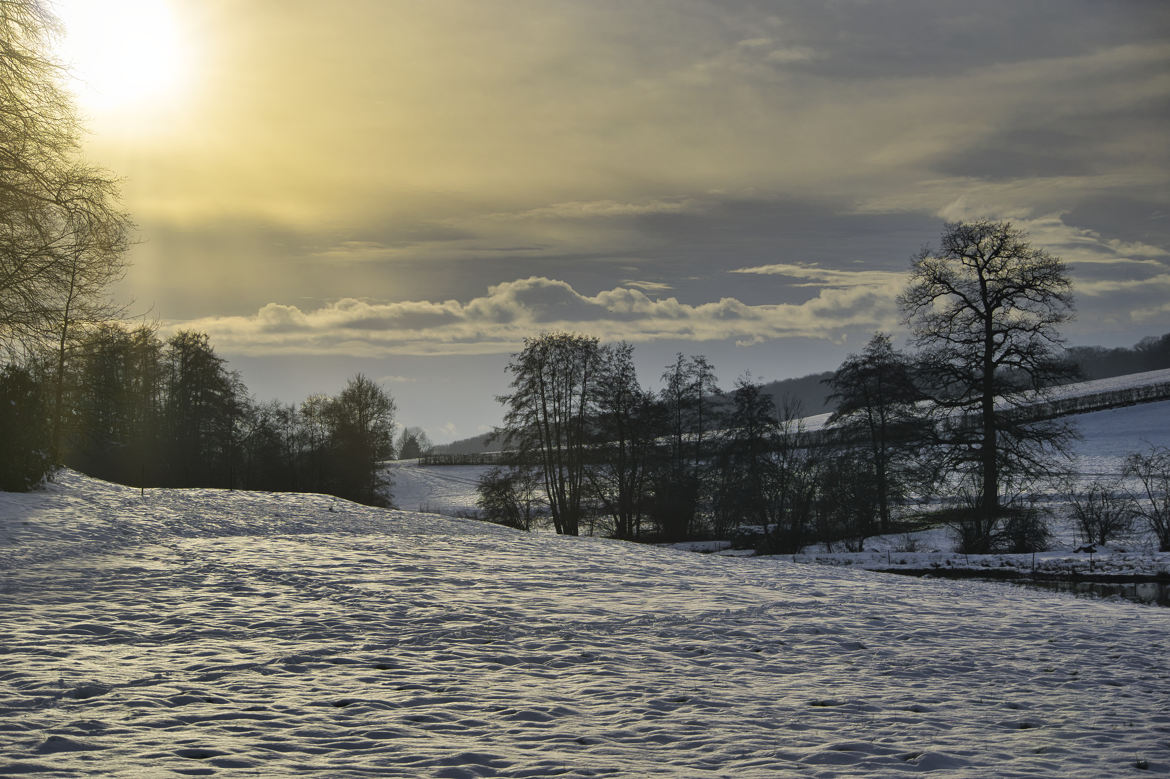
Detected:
left=171, top=275, right=903, bottom=357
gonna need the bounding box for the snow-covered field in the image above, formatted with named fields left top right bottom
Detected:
left=3, top=470, right=1170, bottom=776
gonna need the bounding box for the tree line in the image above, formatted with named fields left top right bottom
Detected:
left=478, top=331, right=929, bottom=551
left=0, top=322, right=398, bottom=505
left=479, top=220, right=1170, bottom=553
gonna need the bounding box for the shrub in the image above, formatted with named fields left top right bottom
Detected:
left=1124, top=447, right=1170, bottom=552
left=945, top=502, right=1050, bottom=555
left=1067, top=481, right=1135, bottom=547
left=475, top=466, right=543, bottom=531
left=997, top=506, right=1051, bottom=553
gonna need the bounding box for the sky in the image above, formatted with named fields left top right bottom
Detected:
left=54, top=0, right=1170, bottom=443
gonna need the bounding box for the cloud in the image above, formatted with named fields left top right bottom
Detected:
left=1074, top=273, right=1170, bottom=297
left=622, top=280, right=675, bottom=292
left=731, top=262, right=907, bottom=289
left=1012, top=215, right=1169, bottom=265
left=168, top=275, right=899, bottom=357
left=103, top=1, right=1168, bottom=358
left=492, top=198, right=700, bottom=221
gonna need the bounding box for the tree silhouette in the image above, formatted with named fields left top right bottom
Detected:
left=0, top=1, right=130, bottom=358
left=900, top=220, right=1076, bottom=550
left=655, top=353, right=721, bottom=540
left=498, top=333, right=600, bottom=536
left=327, top=374, right=395, bottom=506
left=826, top=332, right=923, bottom=533
left=588, top=342, right=659, bottom=539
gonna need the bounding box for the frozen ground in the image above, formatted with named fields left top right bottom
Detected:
left=2, top=471, right=1170, bottom=776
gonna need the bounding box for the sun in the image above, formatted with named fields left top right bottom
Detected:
left=52, top=0, right=191, bottom=114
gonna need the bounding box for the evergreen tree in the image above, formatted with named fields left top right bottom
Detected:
left=0, top=364, right=51, bottom=490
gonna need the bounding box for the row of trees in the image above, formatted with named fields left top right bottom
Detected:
left=481, top=221, right=1086, bottom=553
left=2, top=322, right=398, bottom=505
left=480, top=332, right=924, bottom=550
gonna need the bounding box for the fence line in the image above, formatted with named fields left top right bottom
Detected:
left=418, top=452, right=512, bottom=466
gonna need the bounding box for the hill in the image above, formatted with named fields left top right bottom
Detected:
left=759, top=370, right=837, bottom=415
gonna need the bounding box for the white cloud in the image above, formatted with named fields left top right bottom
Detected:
left=731, top=262, right=906, bottom=289
left=168, top=275, right=899, bottom=357
left=1074, top=272, right=1170, bottom=296
left=1013, top=215, right=1169, bottom=266
left=622, top=280, right=675, bottom=292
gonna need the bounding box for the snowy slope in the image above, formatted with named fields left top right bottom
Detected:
left=2, top=471, right=1169, bottom=776
left=1048, top=367, right=1170, bottom=400
left=389, top=459, right=485, bottom=515
left=1070, top=398, right=1170, bottom=476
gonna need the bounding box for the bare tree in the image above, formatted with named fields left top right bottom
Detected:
left=498, top=332, right=600, bottom=536
left=588, top=342, right=659, bottom=539
left=1, top=1, right=131, bottom=359
left=900, top=220, right=1076, bottom=551
left=1124, top=446, right=1170, bottom=552
left=655, top=353, right=721, bottom=540
left=825, top=332, right=924, bottom=533
left=713, top=375, right=781, bottom=537
left=1065, top=480, right=1135, bottom=548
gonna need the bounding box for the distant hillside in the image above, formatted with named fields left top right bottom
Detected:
left=1067, top=332, right=1170, bottom=381
left=433, top=372, right=838, bottom=454
left=432, top=431, right=499, bottom=456
left=754, top=332, right=1170, bottom=417
left=757, top=371, right=837, bottom=416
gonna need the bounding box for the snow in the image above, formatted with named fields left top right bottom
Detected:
left=3, top=470, right=1170, bottom=776
left=389, top=459, right=485, bottom=516
left=1069, top=398, right=1170, bottom=477
left=1046, top=367, right=1170, bottom=400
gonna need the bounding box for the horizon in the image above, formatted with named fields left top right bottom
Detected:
left=54, top=0, right=1170, bottom=443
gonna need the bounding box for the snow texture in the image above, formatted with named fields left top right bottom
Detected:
left=390, top=460, right=485, bottom=517
left=2, top=470, right=1170, bottom=776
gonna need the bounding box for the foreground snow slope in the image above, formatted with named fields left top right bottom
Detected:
left=2, top=472, right=1169, bottom=777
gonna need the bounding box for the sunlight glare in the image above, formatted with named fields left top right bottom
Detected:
left=53, top=0, right=190, bottom=113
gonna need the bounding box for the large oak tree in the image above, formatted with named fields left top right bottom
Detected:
left=900, top=220, right=1075, bottom=549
